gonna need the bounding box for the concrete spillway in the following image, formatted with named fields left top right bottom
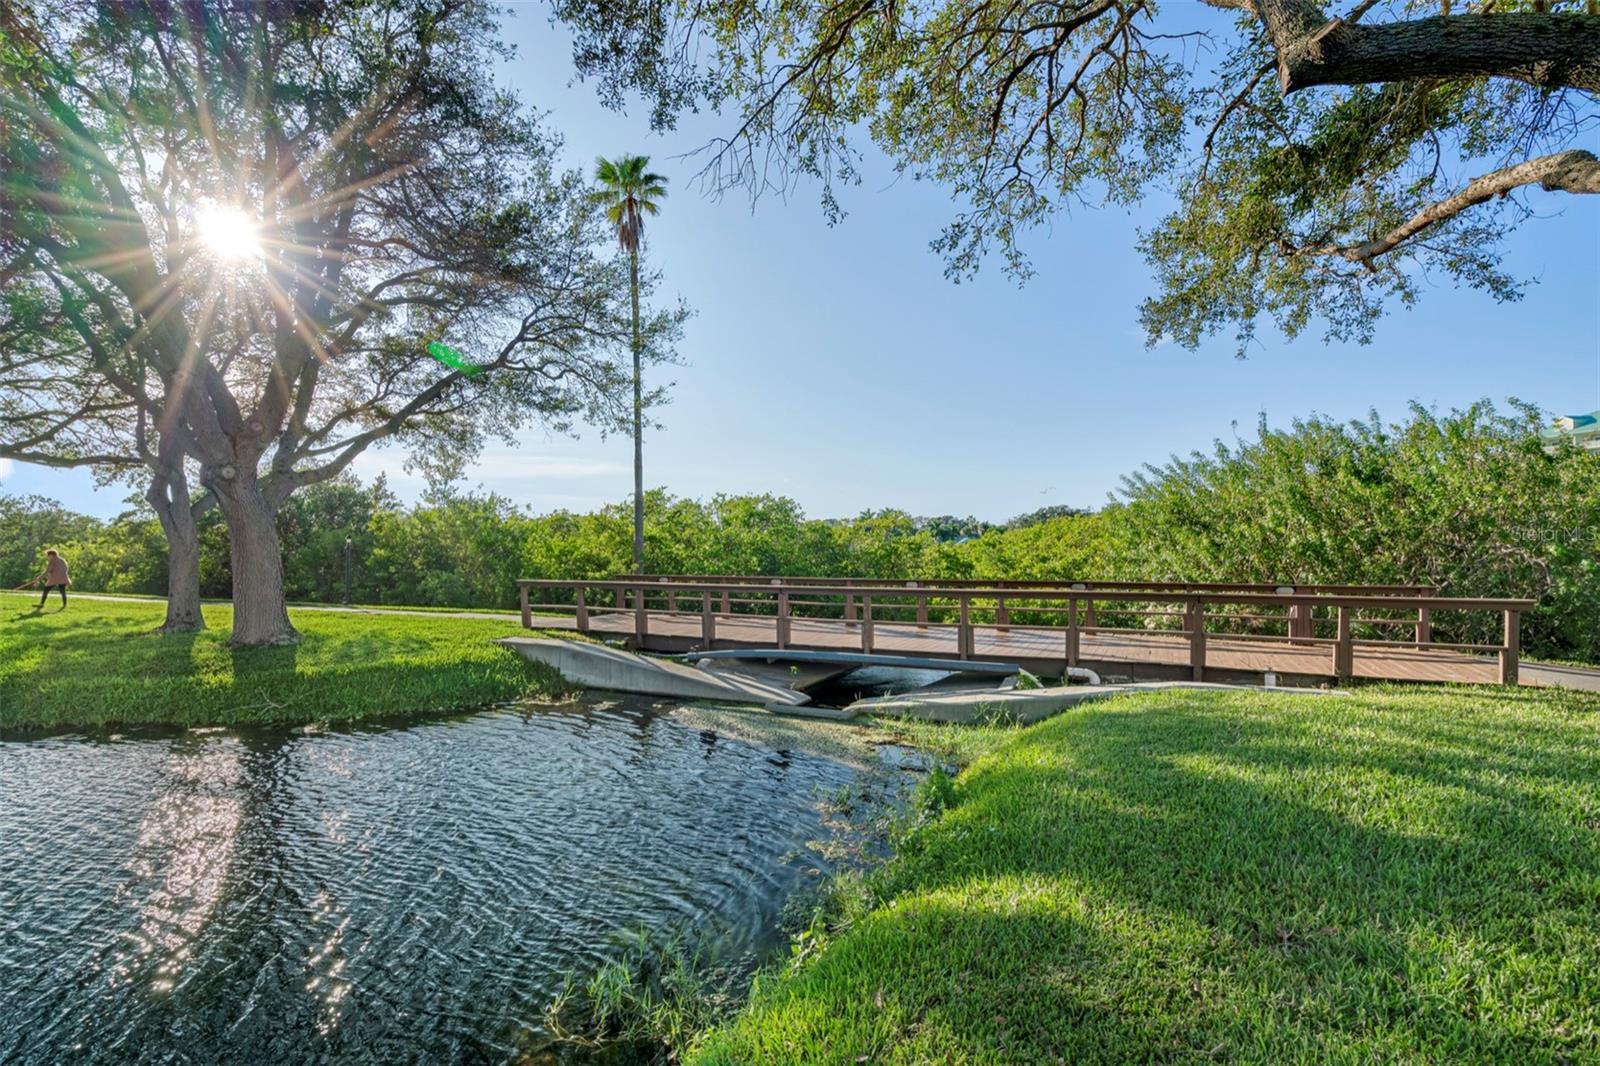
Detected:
left=498, top=638, right=831, bottom=708
left=499, top=638, right=1336, bottom=724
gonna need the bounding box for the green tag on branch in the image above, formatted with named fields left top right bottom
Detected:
left=426, top=341, right=484, bottom=377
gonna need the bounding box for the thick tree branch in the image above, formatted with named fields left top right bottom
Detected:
left=1298, top=148, right=1600, bottom=265
left=1224, top=2, right=1600, bottom=93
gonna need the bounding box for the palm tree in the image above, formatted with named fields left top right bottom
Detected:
left=592, top=155, right=667, bottom=575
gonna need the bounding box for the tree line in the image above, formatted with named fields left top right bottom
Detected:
left=8, top=402, right=1597, bottom=664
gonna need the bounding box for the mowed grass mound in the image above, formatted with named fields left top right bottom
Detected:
left=694, top=687, right=1600, bottom=1064
left=0, top=593, right=571, bottom=731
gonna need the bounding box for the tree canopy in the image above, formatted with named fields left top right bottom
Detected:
left=0, top=0, right=682, bottom=641
left=554, top=0, right=1597, bottom=350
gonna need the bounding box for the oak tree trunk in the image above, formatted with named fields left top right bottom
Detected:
left=161, top=508, right=205, bottom=633
left=146, top=467, right=205, bottom=633
left=212, top=471, right=299, bottom=646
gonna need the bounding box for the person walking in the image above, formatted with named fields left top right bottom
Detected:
left=34, top=549, right=69, bottom=609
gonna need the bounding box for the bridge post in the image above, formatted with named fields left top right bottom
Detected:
left=1499, top=609, right=1520, bottom=685
left=995, top=594, right=1010, bottom=634
left=702, top=591, right=716, bottom=647
left=1188, top=596, right=1206, bottom=681
left=1066, top=596, right=1080, bottom=667
left=1084, top=599, right=1098, bottom=630
left=861, top=595, right=874, bottom=653
left=958, top=595, right=972, bottom=660
left=1333, top=606, right=1352, bottom=679
left=776, top=589, right=790, bottom=649
left=634, top=585, right=648, bottom=641
left=721, top=590, right=731, bottom=615
left=575, top=587, right=589, bottom=631
left=916, top=593, right=928, bottom=628
left=844, top=592, right=856, bottom=627
left=519, top=583, right=531, bottom=628
left=1417, top=589, right=1433, bottom=645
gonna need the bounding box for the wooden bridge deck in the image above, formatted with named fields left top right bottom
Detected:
left=533, top=609, right=1502, bottom=686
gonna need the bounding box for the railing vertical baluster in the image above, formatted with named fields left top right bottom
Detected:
left=1084, top=599, right=1098, bottom=629
left=721, top=590, right=731, bottom=615
left=862, top=595, right=874, bottom=653
left=996, top=594, right=1010, bottom=634
left=1188, top=596, right=1206, bottom=681
left=916, top=594, right=928, bottom=628
left=1500, top=609, right=1520, bottom=685
left=1334, top=605, right=1352, bottom=679
left=634, top=584, right=648, bottom=641
left=958, top=595, right=972, bottom=660
left=776, top=588, right=790, bottom=649
left=702, top=591, right=716, bottom=647
left=575, top=587, right=589, bottom=631
left=844, top=593, right=856, bottom=627
left=519, top=583, right=531, bottom=628
left=1417, top=589, right=1433, bottom=645
left=1066, top=595, right=1080, bottom=667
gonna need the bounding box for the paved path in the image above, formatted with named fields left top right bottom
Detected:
left=1522, top=662, right=1600, bottom=692
left=0, top=590, right=522, bottom=623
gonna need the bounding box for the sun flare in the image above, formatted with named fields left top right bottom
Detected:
left=194, top=204, right=263, bottom=261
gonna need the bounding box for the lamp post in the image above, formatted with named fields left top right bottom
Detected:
left=343, top=535, right=353, bottom=605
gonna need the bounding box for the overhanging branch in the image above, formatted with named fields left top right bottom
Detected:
left=1296, top=148, right=1600, bottom=266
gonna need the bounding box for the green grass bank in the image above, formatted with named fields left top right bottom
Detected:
left=0, top=593, right=570, bottom=732
left=692, top=686, right=1600, bottom=1064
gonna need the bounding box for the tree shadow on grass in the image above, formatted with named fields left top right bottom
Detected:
left=4, top=606, right=550, bottom=732
left=811, top=693, right=1600, bottom=1062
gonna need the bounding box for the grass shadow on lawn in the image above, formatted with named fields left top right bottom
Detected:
left=694, top=687, right=1600, bottom=1064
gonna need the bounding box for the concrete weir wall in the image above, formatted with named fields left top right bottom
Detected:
left=498, top=638, right=815, bottom=706
left=500, top=638, right=1337, bottom=725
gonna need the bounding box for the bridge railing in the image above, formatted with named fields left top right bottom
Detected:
left=515, top=578, right=1532, bottom=685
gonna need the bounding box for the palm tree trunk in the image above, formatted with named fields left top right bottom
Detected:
left=630, top=245, right=644, bottom=574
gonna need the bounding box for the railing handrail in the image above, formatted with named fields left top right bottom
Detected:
left=514, top=578, right=1530, bottom=612
left=539, top=573, right=1437, bottom=596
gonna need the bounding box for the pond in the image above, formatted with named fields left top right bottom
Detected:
left=0, top=698, right=895, bottom=1064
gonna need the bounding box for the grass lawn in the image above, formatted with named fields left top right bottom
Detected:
left=0, top=593, right=572, bottom=732
left=692, top=686, right=1600, bottom=1064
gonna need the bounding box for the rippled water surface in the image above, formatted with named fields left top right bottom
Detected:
left=0, top=699, right=869, bottom=1064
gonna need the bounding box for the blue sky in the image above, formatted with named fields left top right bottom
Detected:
left=4, top=3, right=1597, bottom=522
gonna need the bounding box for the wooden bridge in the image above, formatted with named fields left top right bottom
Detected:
left=517, top=576, right=1532, bottom=687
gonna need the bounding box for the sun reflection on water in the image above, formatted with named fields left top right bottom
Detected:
left=108, top=740, right=246, bottom=995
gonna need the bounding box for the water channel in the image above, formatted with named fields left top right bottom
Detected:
left=1, top=697, right=902, bottom=1063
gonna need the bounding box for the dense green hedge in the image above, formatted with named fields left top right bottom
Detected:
left=4, top=401, right=1596, bottom=661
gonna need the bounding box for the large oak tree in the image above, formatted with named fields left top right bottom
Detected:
left=1, top=0, right=680, bottom=643
left=554, top=0, right=1597, bottom=349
